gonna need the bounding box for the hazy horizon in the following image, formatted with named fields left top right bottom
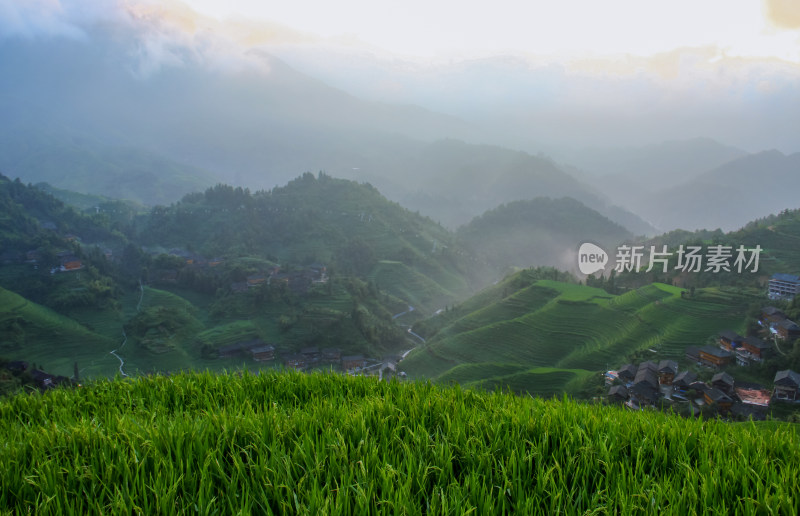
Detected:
left=2, top=0, right=799, bottom=154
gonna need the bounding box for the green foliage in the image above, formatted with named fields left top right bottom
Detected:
left=457, top=197, right=632, bottom=272
left=0, top=371, right=798, bottom=514
left=404, top=274, right=757, bottom=394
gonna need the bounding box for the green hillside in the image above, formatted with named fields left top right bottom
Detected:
left=402, top=270, right=757, bottom=394
left=0, top=287, right=117, bottom=378
left=138, top=173, right=479, bottom=311
left=457, top=197, right=633, bottom=272
left=1, top=370, right=797, bottom=514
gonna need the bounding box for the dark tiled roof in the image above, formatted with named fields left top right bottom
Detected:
left=657, top=359, right=678, bottom=374
left=718, top=330, right=742, bottom=342
left=742, top=336, right=771, bottom=349
left=774, top=369, right=800, bottom=387
left=706, top=388, right=733, bottom=403
left=673, top=370, right=697, bottom=386
left=711, top=372, right=735, bottom=387
left=770, top=273, right=800, bottom=283
left=699, top=346, right=732, bottom=359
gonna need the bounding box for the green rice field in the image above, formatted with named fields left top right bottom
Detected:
left=0, top=370, right=797, bottom=514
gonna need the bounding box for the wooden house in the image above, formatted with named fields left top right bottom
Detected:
left=760, top=306, right=786, bottom=325
left=60, top=255, right=83, bottom=271
left=250, top=345, right=276, bottom=362
left=718, top=330, right=742, bottom=351
left=672, top=370, right=697, bottom=391
left=607, top=385, right=629, bottom=403
left=341, top=355, right=366, bottom=371
left=698, top=346, right=733, bottom=368
left=711, top=372, right=735, bottom=396
left=703, top=388, right=734, bottom=412
left=740, top=336, right=772, bottom=360
left=775, top=320, right=800, bottom=341
left=246, top=274, right=267, bottom=288
left=283, top=354, right=307, bottom=370
left=773, top=369, right=800, bottom=401
left=657, top=360, right=678, bottom=385
left=617, top=364, right=637, bottom=382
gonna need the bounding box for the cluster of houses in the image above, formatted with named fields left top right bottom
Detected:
left=215, top=339, right=400, bottom=378
left=230, top=263, right=328, bottom=295
left=606, top=359, right=795, bottom=418
left=2, top=360, right=73, bottom=392
left=607, top=304, right=800, bottom=418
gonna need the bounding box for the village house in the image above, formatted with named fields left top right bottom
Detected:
left=739, top=336, right=773, bottom=361
left=283, top=354, right=307, bottom=370
left=321, top=348, right=342, bottom=362
left=703, top=388, right=734, bottom=413
left=250, top=345, right=276, bottom=362
left=711, top=372, right=736, bottom=396
left=59, top=255, right=83, bottom=271
left=768, top=273, right=800, bottom=300
left=672, top=370, right=698, bottom=392
left=718, top=330, right=742, bottom=351
left=617, top=364, right=637, bottom=383
left=775, top=319, right=800, bottom=341
left=657, top=360, right=678, bottom=385
left=217, top=339, right=265, bottom=359
left=760, top=306, right=787, bottom=327
left=734, top=382, right=771, bottom=413
left=341, top=355, right=366, bottom=371
left=630, top=365, right=660, bottom=406
left=246, top=274, right=267, bottom=288
left=773, top=369, right=800, bottom=401
left=607, top=384, right=629, bottom=403
left=696, top=346, right=733, bottom=368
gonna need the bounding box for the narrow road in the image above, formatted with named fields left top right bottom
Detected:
left=107, top=280, right=144, bottom=378
left=109, top=330, right=129, bottom=377
left=407, top=328, right=426, bottom=343
left=392, top=305, right=415, bottom=320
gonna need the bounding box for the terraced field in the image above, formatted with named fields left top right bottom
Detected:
left=401, top=278, right=758, bottom=396
left=0, top=287, right=117, bottom=378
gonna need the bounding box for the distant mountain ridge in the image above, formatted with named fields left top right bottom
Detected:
left=631, top=150, right=800, bottom=232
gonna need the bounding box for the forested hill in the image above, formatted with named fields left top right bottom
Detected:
left=137, top=172, right=482, bottom=308
left=456, top=197, right=633, bottom=273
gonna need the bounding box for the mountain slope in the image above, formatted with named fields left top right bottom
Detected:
left=456, top=197, right=633, bottom=273
left=136, top=173, right=478, bottom=310
left=401, top=270, right=756, bottom=392
left=631, top=150, right=800, bottom=232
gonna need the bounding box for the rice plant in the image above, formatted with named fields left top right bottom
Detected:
left=0, top=370, right=798, bottom=515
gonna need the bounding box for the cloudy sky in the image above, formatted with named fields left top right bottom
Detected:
left=182, top=0, right=800, bottom=62
left=1, top=0, right=799, bottom=152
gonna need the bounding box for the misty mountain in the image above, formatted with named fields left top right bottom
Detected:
left=0, top=31, right=468, bottom=192
left=0, top=29, right=653, bottom=237
left=631, top=150, right=800, bottom=232
left=555, top=138, right=747, bottom=206
left=0, top=128, right=217, bottom=205
left=456, top=197, right=633, bottom=273
left=338, top=139, right=656, bottom=235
